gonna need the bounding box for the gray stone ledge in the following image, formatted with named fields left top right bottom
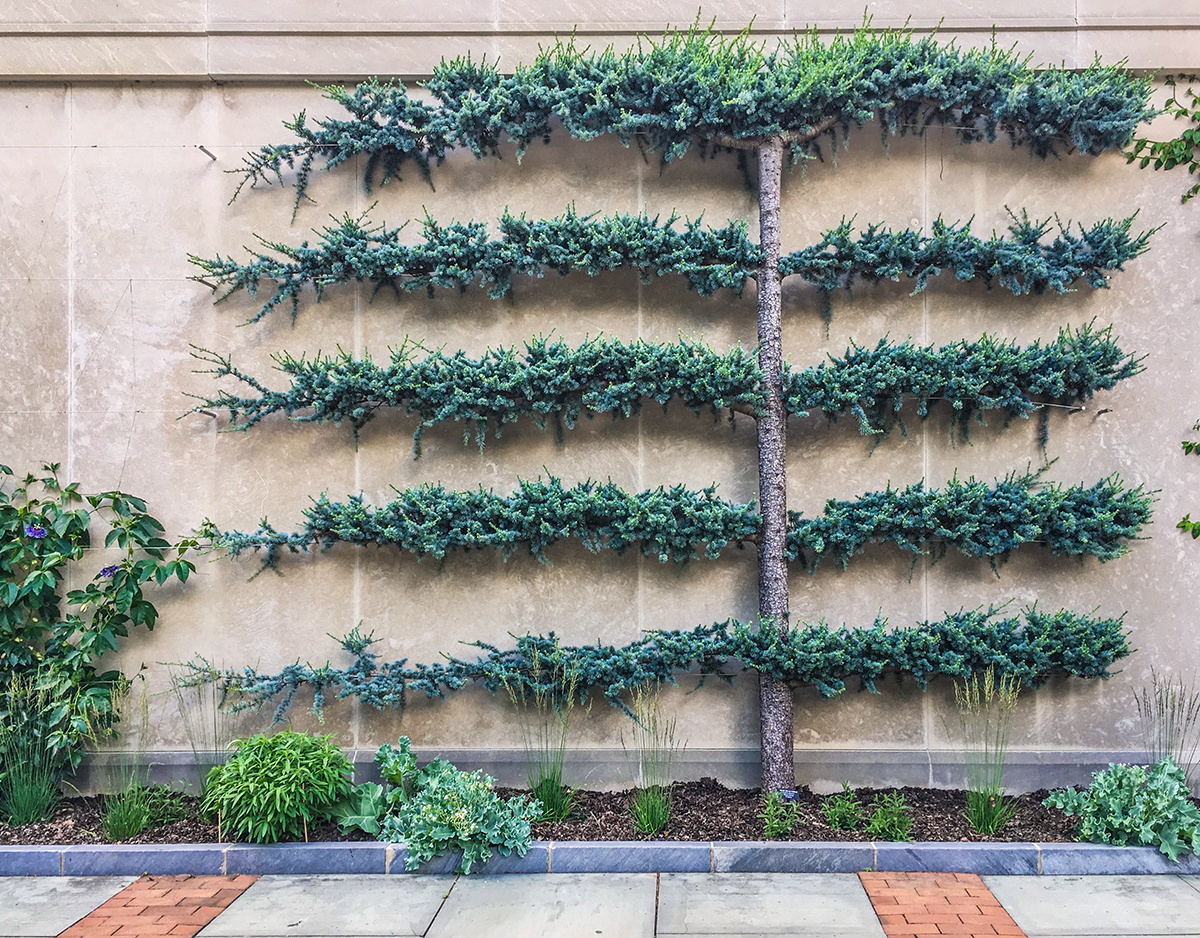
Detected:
left=2, top=840, right=1199, bottom=876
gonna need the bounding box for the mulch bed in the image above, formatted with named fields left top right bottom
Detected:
left=0, top=780, right=1077, bottom=845
left=519, top=779, right=1078, bottom=842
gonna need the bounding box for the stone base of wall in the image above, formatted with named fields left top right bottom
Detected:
left=74, top=748, right=1154, bottom=796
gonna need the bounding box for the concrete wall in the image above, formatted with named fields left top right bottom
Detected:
left=3, top=2, right=1200, bottom=791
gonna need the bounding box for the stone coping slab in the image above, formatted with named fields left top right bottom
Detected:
left=1, top=841, right=1198, bottom=877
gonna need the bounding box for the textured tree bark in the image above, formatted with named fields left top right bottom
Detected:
left=754, top=137, right=795, bottom=792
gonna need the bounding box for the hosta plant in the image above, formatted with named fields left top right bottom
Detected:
left=376, top=736, right=539, bottom=873
left=1044, top=758, right=1200, bottom=861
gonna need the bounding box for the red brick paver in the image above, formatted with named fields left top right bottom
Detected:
left=57, top=874, right=258, bottom=938
left=859, top=871, right=1027, bottom=938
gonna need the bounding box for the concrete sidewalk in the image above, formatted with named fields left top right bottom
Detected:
left=3, top=872, right=1200, bottom=938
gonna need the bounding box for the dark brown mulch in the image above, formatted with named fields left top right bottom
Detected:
left=0, top=794, right=370, bottom=846
left=0, top=781, right=1078, bottom=845
left=509, top=778, right=1080, bottom=843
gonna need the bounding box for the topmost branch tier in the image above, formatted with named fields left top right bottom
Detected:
left=226, top=25, right=1154, bottom=218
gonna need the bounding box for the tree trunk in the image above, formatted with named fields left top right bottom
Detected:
left=754, top=137, right=794, bottom=792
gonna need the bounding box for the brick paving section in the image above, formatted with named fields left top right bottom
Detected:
left=859, top=871, right=1027, bottom=938
left=57, top=874, right=258, bottom=938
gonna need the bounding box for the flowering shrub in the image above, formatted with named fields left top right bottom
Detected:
left=375, top=737, right=539, bottom=873
left=0, top=464, right=194, bottom=773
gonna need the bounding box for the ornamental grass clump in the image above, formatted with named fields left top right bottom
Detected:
left=504, top=642, right=586, bottom=823
left=1133, top=669, right=1200, bottom=788
left=201, top=731, right=354, bottom=843
left=1045, top=758, right=1200, bottom=861
left=0, top=675, right=61, bottom=825
left=955, top=667, right=1021, bottom=834
left=375, top=737, right=539, bottom=873
left=626, top=685, right=684, bottom=835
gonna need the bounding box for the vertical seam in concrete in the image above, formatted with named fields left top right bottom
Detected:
left=66, top=82, right=75, bottom=481
left=1035, top=843, right=1042, bottom=875
left=423, top=875, right=460, bottom=938
left=709, top=841, right=715, bottom=873
left=653, top=872, right=660, bottom=937
left=220, top=845, right=227, bottom=875
left=385, top=843, right=394, bottom=874
left=547, top=841, right=553, bottom=873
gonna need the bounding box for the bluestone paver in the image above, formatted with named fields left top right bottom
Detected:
left=424, top=872, right=656, bottom=938
left=0, top=876, right=136, bottom=936
left=197, top=874, right=456, bottom=936
left=656, top=872, right=886, bottom=936
left=984, top=874, right=1200, bottom=936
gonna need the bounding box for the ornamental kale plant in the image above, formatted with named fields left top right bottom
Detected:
left=201, top=731, right=355, bottom=843
left=1044, top=759, right=1200, bottom=861
left=0, top=464, right=195, bottom=775
left=375, top=736, right=539, bottom=873
left=178, top=605, right=1130, bottom=723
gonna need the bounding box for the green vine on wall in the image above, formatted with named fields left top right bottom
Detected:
left=1127, top=76, right=1200, bottom=203
left=182, top=605, right=1130, bottom=722
left=200, top=470, right=1151, bottom=573
left=226, top=26, right=1152, bottom=215
left=189, top=210, right=1151, bottom=325
left=192, top=324, right=1141, bottom=455
left=1178, top=419, right=1200, bottom=538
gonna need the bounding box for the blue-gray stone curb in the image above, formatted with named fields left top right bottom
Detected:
left=1, top=841, right=1198, bottom=875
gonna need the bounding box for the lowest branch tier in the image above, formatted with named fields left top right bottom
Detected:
left=189, top=210, right=1152, bottom=323
left=190, top=325, right=1141, bottom=454
left=225, top=28, right=1151, bottom=214
left=182, top=606, right=1131, bottom=723
left=199, top=470, right=1152, bottom=572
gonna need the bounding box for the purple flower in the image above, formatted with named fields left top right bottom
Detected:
left=99, top=565, right=118, bottom=579
left=24, top=524, right=46, bottom=539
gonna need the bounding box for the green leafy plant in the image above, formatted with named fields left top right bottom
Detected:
left=1134, top=670, right=1200, bottom=786
left=865, top=793, right=914, bottom=841
left=955, top=667, right=1021, bottom=835
left=183, top=605, right=1131, bottom=723
left=200, top=731, right=354, bottom=843
left=375, top=737, right=539, bottom=873
left=101, top=675, right=152, bottom=842
left=821, top=783, right=863, bottom=830
left=505, top=642, right=585, bottom=823
left=0, top=464, right=195, bottom=776
left=330, top=782, right=385, bottom=836
left=760, top=791, right=799, bottom=838
left=0, top=673, right=64, bottom=825
left=1179, top=421, right=1200, bottom=539
left=626, top=685, right=683, bottom=835
left=144, top=785, right=192, bottom=828
left=1045, top=758, right=1200, bottom=861
left=1127, top=75, right=1200, bottom=203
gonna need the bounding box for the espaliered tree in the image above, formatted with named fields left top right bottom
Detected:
left=197, top=26, right=1155, bottom=791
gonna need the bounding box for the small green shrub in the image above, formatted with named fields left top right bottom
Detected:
left=822, top=784, right=863, bottom=831
left=760, top=792, right=798, bottom=838
left=376, top=737, right=539, bottom=873
left=0, top=675, right=62, bottom=825
left=144, top=786, right=192, bottom=828
left=1044, top=758, right=1200, bottom=861
left=865, top=793, right=914, bottom=841
left=103, top=786, right=150, bottom=842
left=201, top=731, right=354, bottom=843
